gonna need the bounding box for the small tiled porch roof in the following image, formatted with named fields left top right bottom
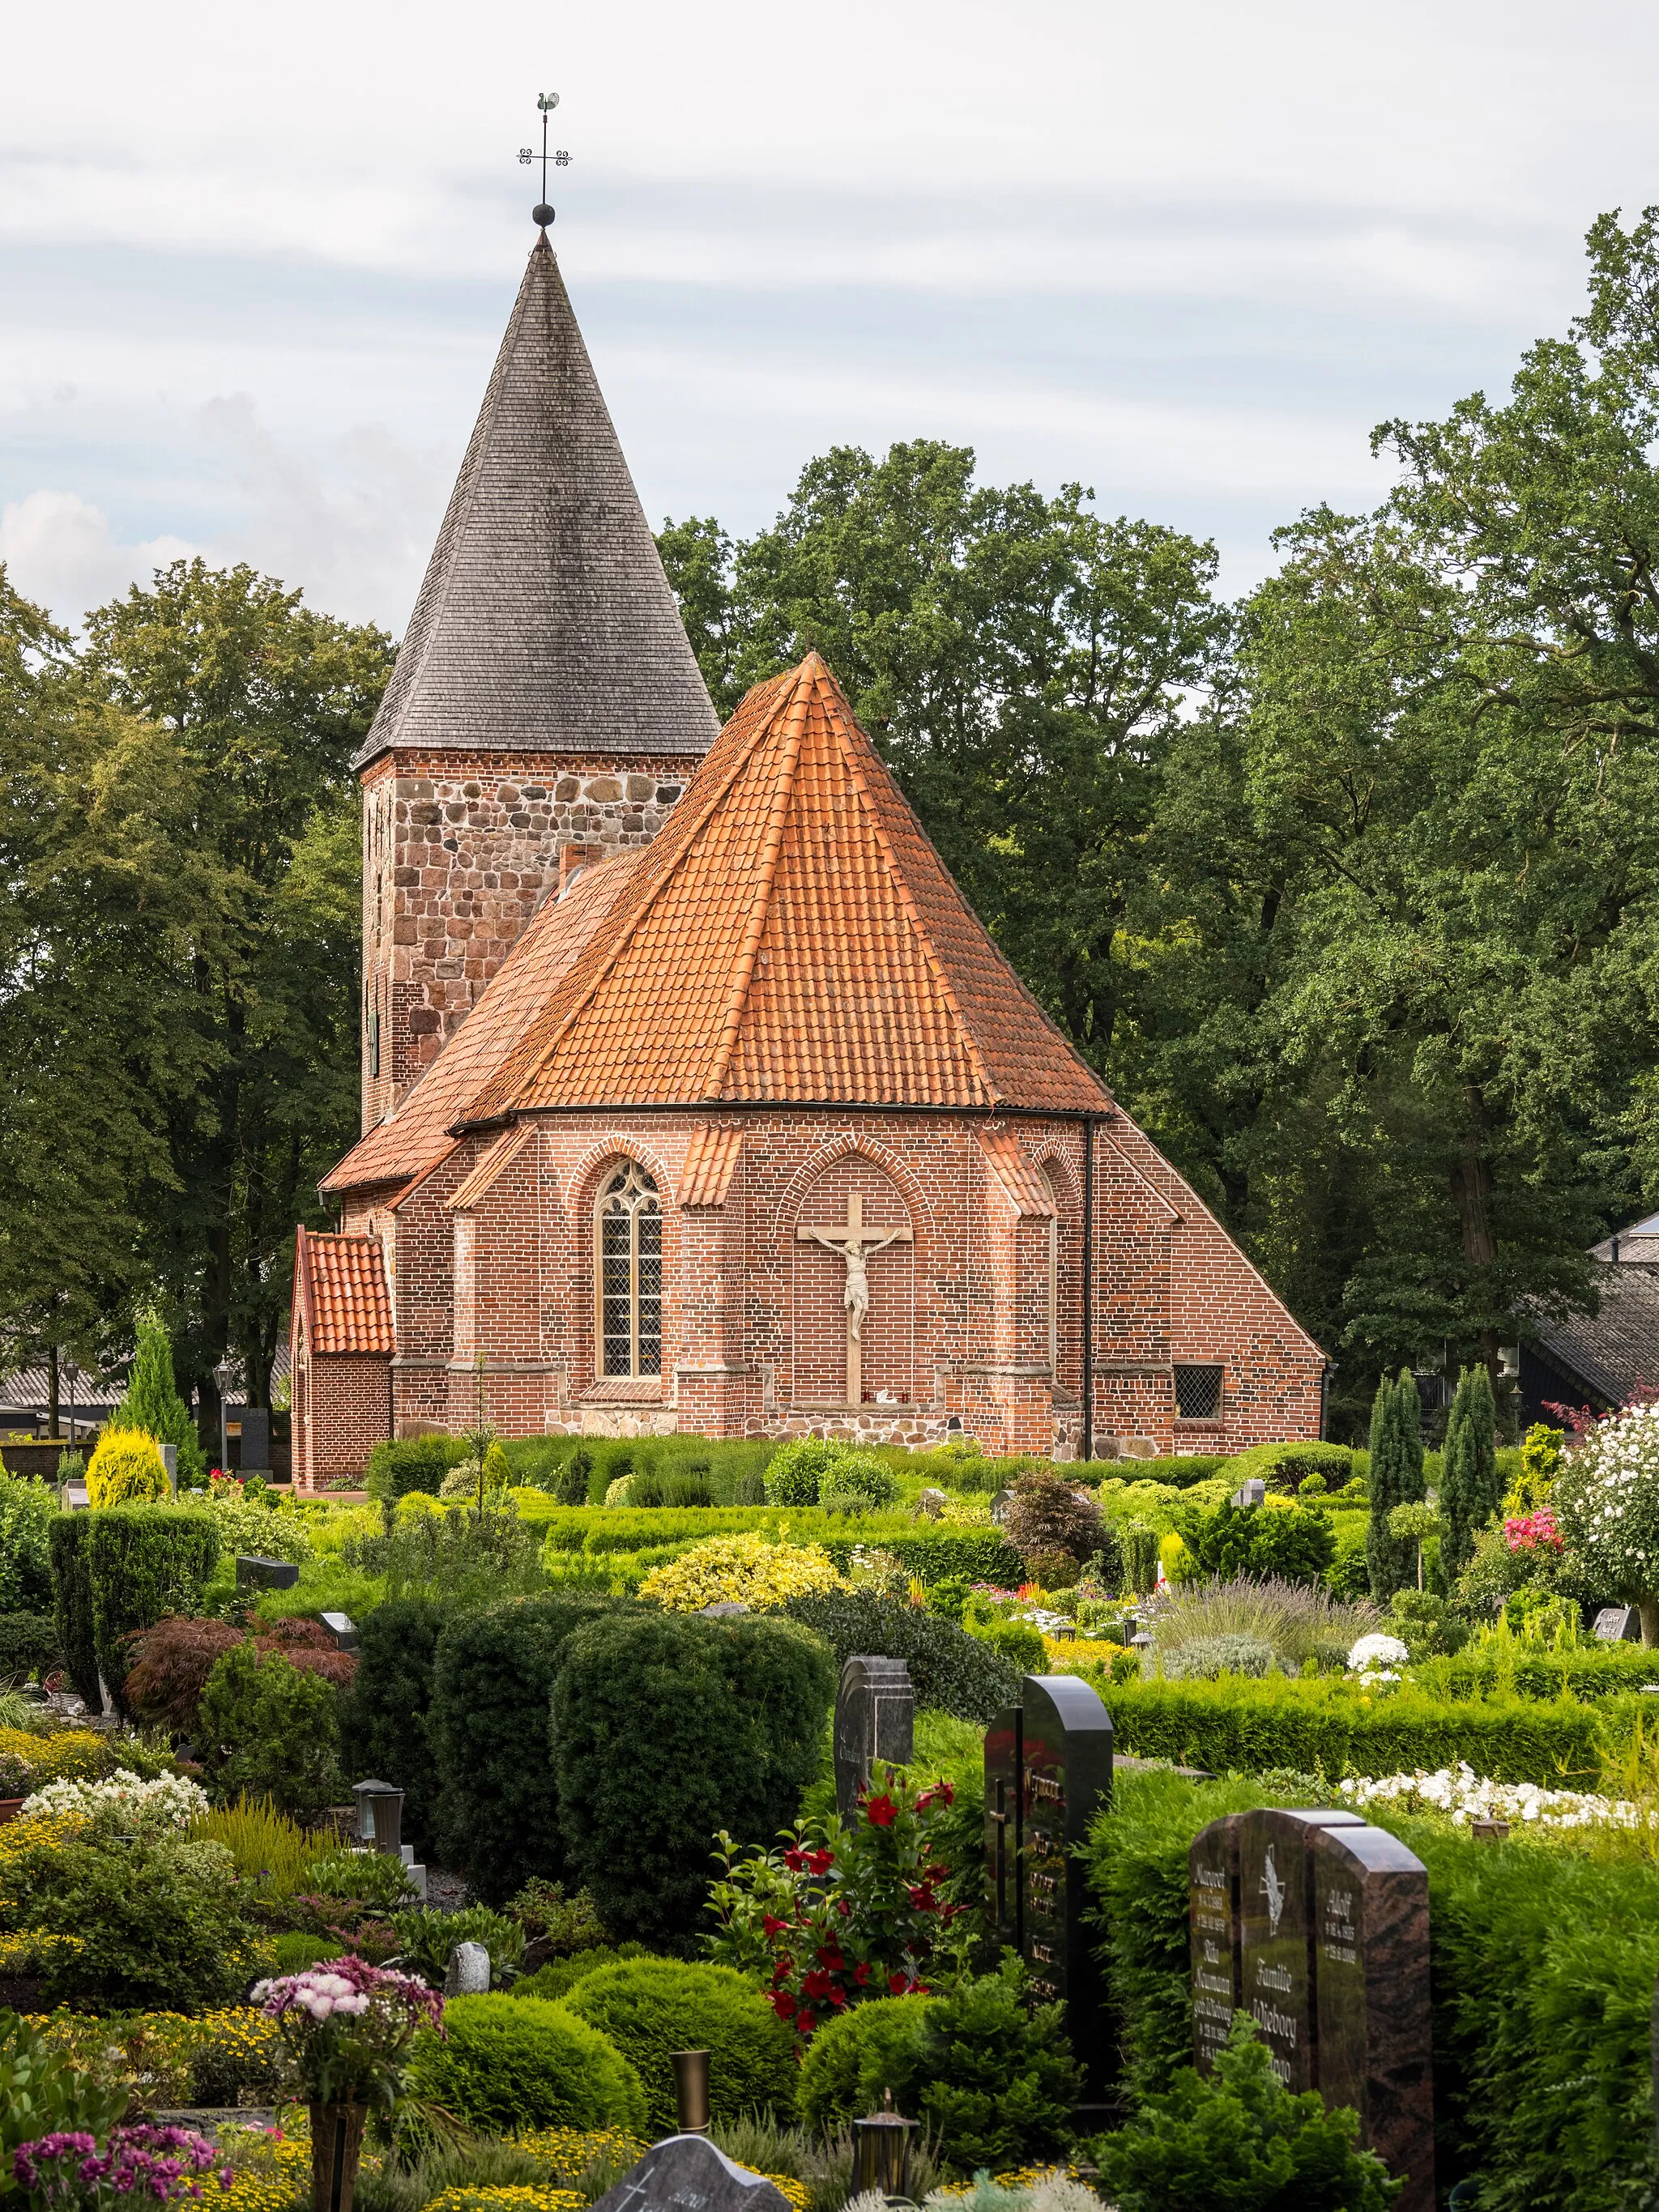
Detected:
left=293, top=1226, right=394, bottom=1355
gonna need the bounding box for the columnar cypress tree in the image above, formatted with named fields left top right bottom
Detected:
left=1465, top=1363, right=1500, bottom=1532
left=110, top=1311, right=205, bottom=1486
left=1366, top=1368, right=1426, bottom=1599
left=1440, top=1367, right=1478, bottom=1572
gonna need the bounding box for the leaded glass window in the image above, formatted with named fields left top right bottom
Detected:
left=595, top=1161, right=663, bottom=1377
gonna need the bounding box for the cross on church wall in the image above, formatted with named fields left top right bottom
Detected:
left=796, top=1190, right=913, bottom=1409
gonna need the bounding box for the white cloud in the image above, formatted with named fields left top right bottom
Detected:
left=0, top=492, right=195, bottom=624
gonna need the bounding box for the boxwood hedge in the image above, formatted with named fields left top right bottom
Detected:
left=781, top=1589, right=1020, bottom=1723
left=561, top=1958, right=797, bottom=2134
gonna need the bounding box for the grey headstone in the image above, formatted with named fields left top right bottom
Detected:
left=236, top=1556, right=301, bottom=1590
left=1017, top=1673, right=1114, bottom=2091
left=833, top=1655, right=915, bottom=1823
left=587, top=2135, right=790, bottom=2212
left=697, top=1601, right=749, bottom=1617
left=1594, top=1605, right=1640, bottom=1641
left=989, top=1488, right=1013, bottom=1524
left=1236, top=1806, right=1365, bottom=2094
left=320, top=1612, right=358, bottom=1652
left=237, top=1409, right=271, bottom=1473
left=444, top=1941, right=491, bottom=1995
left=160, top=1444, right=177, bottom=1492
left=1230, top=1477, right=1267, bottom=1510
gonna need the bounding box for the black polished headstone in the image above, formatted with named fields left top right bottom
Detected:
left=984, top=1702, right=1023, bottom=1952
left=1019, top=1673, right=1113, bottom=2087
left=236, top=1555, right=300, bottom=1589
left=587, top=2135, right=791, bottom=2212
left=833, top=1655, right=915, bottom=1824
left=1236, top=1806, right=1364, bottom=2091
left=1188, top=1813, right=1242, bottom=2073
left=236, top=1408, right=271, bottom=1473
left=1312, top=1823, right=1434, bottom=2212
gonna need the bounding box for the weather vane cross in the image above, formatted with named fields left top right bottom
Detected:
left=518, top=92, right=572, bottom=230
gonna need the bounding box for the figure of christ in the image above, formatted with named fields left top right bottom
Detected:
left=795, top=1190, right=914, bottom=1406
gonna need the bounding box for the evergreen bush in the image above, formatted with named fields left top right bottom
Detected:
left=1365, top=1370, right=1425, bottom=1599
left=337, top=1597, right=445, bottom=1851
left=1155, top=1635, right=1278, bottom=1681
left=197, top=1642, right=342, bottom=1816
left=124, top=1613, right=352, bottom=1736
left=109, top=1311, right=206, bottom=1487
left=429, top=1592, right=629, bottom=1903
left=818, top=1453, right=902, bottom=1515
left=84, top=1506, right=220, bottom=1711
left=84, top=1430, right=170, bottom=1509
left=405, top=1993, right=646, bottom=2133
left=0, top=1611, right=60, bottom=1684
left=365, top=1434, right=471, bottom=1502
left=514, top=1943, right=656, bottom=2003
left=797, top=1993, right=938, bottom=2133
left=763, top=1437, right=847, bottom=1506
left=551, top=1447, right=594, bottom=1506
left=1440, top=1364, right=1501, bottom=1575
left=551, top=1611, right=835, bottom=1947
left=0, top=1474, right=56, bottom=1614
left=561, top=1958, right=798, bottom=2134
left=1175, top=1501, right=1336, bottom=1588
left=781, top=1589, right=1020, bottom=1721
left=48, top=1515, right=98, bottom=1705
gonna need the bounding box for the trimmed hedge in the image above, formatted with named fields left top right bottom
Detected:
left=1421, top=1644, right=1659, bottom=1703
left=1068, top=1666, right=1606, bottom=1784
left=337, top=1598, right=446, bottom=1852
left=798, top=1993, right=939, bottom=2132
left=529, top=1503, right=1022, bottom=1587
left=430, top=1592, right=630, bottom=1903
left=1084, top=1765, right=1659, bottom=2209
left=365, top=1434, right=471, bottom=1502
left=51, top=1507, right=220, bottom=1713
left=561, top=1958, right=798, bottom=2133
left=552, top=1610, right=835, bottom=1949
left=49, top=1516, right=99, bottom=1704
left=780, top=1590, right=1020, bottom=1723
left=0, top=1611, right=61, bottom=1683
left=407, top=1994, right=646, bottom=2133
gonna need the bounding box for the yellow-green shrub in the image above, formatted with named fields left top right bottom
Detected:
left=85, top=1430, right=169, bottom=1508
left=637, top=1532, right=844, bottom=1611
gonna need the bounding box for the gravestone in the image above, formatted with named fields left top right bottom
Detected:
left=989, top=1488, right=1013, bottom=1524
left=320, top=1612, right=358, bottom=1652
left=443, top=1941, right=490, bottom=1995
left=236, top=1408, right=271, bottom=1474
left=1593, top=1605, right=1640, bottom=1641
left=588, top=2136, right=790, bottom=2212
left=1235, top=1806, right=1364, bottom=2091
left=834, top=1656, right=915, bottom=1823
left=1312, top=1823, right=1434, bottom=2212
left=1188, top=1813, right=1243, bottom=2073
left=237, top=1555, right=300, bottom=1591
left=983, top=1702, right=1024, bottom=1951
left=1018, top=1673, right=1113, bottom=2088
left=1230, top=1477, right=1266, bottom=1509
left=160, top=1444, right=177, bottom=1492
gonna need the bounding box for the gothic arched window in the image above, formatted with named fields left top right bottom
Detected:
left=595, top=1161, right=663, bottom=1377
left=1040, top=1165, right=1060, bottom=1377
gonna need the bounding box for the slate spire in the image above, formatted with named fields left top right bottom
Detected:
left=354, top=237, right=717, bottom=771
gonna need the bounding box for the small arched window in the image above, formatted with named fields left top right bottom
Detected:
left=595, top=1161, right=663, bottom=1377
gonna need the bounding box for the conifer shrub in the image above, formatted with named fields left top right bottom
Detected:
left=406, top=1993, right=646, bottom=2134
left=0, top=1473, right=57, bottom=1614
left=84, top=1429, right=170, bottom=1509
left=781, top=1589, right=1019, bottom=1722
left=364, top=1434, right=471, bottom=1502
left=1440, top=1364, right=1501, bottom=1575
left=561, top=1958, right=798, bottom=2134
left=797, top=1993, right=939, bottom=2133
left=78, top=1507, right=220, bottom=1711
left=551, top=1448, right=593, bottom=1507
left=514, top=1943, right=656, bottom=2003
left=430, top=1592, right=631, bottom=1903
left=0, top=1611, right=60, bottom=1684
left=817, top=1452, right=902, bottom=1515
left=197, top=1641, right=342, bottom=1816
left=109, top=1310, right=206, bottom=1487
left=48, top=1515, right=98, bottom=1704
left=1365, top=1370, right=1425, bottom=1599
left=1173, top=1500, right=1337, bottom=1588
left=551, top=1611, right=835, bottom=1946
left=763, top=1437, right=846, bottom=1507
left=337, top=1597, right=445, bottom=1851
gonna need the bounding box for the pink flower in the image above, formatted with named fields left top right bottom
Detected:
left=1503, top=1508, right=1563, bottom=1554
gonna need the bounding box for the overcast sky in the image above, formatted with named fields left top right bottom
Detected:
left=2, top=0, right=1657, bottom=634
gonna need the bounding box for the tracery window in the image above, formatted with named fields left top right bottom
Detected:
left=595, top=1161, right=663, bottom=1377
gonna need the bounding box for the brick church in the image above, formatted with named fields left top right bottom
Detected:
left=289, top=236, right=1324, bottom=1486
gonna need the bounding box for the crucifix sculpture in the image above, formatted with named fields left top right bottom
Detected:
left=796, top=1191, right=913, bottom=1408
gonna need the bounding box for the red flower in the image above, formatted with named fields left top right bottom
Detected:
left=762, top=1915, right=791, bottom=1939
left=829, top=1987, right=848, bottom=2008
left=816, top=1947, right=845, bottom=1971
left=888, top=1971, right=911, bottom=1995
left=772, top=1959, right=794, bottom=1984
left=770, top=1992, right=796, bottom=2020
left=795, top=2010, right=817, bottom=2035
left=906, top=1885, right=937, bottom=1912
left=866, top=1795, right=898, bottom=1828
left=805, top=1848, right=835, bottom=1875
left=783, top=1847, right=809, bottom=1872
left=801, top=1969, right=834, bottom=2000
left=836, top=1897, right=851, bottom=1916
left=854, top=1961, right=872, bottom=1984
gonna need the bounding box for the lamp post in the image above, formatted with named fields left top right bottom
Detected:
left=214, top=1357, right=233, bottom=1477
left=853, top=2091, right=919, bottom=2206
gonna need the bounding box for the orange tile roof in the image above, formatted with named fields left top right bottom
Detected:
left=446, top=1122, right=536, bottom=1211
left=296, top=1226, right=394, bottom=1354
left=680, top=1123, right=744, bottom=1206
left=979, top=1130, right=1058, bottom=1217
left=466, top=654, right=1113, bottom=1117
left=322, top=845, right=646, bottom=1195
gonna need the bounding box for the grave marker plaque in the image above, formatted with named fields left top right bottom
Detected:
left=1312, top=1823, right=1434, bottom=2212
left=834, top=1656, right=915, bottom=1825
left=1188, top=1814, right=1242, bottom=2073
left=588, top=2135, right=791, bottom=2212
left=1236, top=1806, right=1363, bottom=2091
left=1594, top=1605, right=1640, bottom=1641
left=983, top=1703, right=1023, bottom=1952
left=1019, top=1674, right=1113, bottom=2086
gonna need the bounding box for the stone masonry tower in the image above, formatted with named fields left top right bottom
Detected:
left=354, top=236, right=718, bottom=1128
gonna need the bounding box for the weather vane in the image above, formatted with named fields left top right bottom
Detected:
left=518, top=93, right=571, bottom=231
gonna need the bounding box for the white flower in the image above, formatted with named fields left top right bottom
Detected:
left=19, top=1771, right=209, bottom=1828
left=1346, top=1633, right=1410, bottom=1679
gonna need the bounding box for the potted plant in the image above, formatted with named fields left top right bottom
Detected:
left=0, top=1749, right=35, bottom=1823
left=252, top=1958, right=442, bottom=2212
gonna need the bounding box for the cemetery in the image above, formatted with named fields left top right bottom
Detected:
left=0, top=1379, right=1655, bottom=2211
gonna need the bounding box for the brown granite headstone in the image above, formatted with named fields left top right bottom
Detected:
left=1311, top=1823, right=1435, bottom=2212
left=1188, top=1813, right=1242, bottom=2074
left=1235, top=1806, right=1364, bottom=2091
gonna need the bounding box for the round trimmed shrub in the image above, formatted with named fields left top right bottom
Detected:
left=407, top=1993, right=646, bottom=2133
left=514, top=1942, right=655, bottom=2004
left=562, top=1959, right=796, bottom=2135
left=763, top=1437, right=847, bottom=1507
left=798, top=1994, right=936, bottom=2133
left=819, top=1452, right=902, bottom=1515
left=85, top=1430, right=169, bottom=1509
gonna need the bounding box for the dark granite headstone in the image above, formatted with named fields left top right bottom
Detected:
left=983, top=1702, right=1023, bottom=1952
left=320, top=1612, right=358, bottom=1652
left=1019, top=1673, right=1113, bottom=2088
left=1312, top=1823, right=1434, bottom=2212
left=587, top=2135, right=790, bottom=2212
left=1236, top=1806, right=1364, bottom=2091
left=236, top=1555, right=300, bottom=1590
left=834, top=1655, right=915, bottom=1824
left=1188, top=1813, right=1242, bottom=2073
left=1593, top=1605, right=1640, bottom=1641
left=236, top=1408, right=271, bottom=1473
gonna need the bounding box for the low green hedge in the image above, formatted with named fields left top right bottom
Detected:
left=1420, top=1644, right=1659, bottom=1703
left=1083, top=1766, right=1659, bottom=2209
left=527, top=1503, right=1022, bottom=1586
left=1064, top=1665, right=1608, bottom=1784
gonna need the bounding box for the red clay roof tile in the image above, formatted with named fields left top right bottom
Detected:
left=297, top=1227, right=394, bottom=1354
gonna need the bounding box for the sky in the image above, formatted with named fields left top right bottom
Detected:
left=3, top=0, right=1658, bottom=635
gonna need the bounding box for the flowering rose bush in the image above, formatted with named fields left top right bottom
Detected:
left=19, top=1774, right=208, bottom=1835
left=1337, top=1761, right=1653, bottom=1831
left=706, top=1763, right=969, bottom=2039
left=1554, top=1400, right=1659, bottom=1640
left=1346, top=1631, right=1410, bottom=1683
left=637, top=1534, right=845, bottom=1612
left=1503, top=1507, right=1563, bottom=1555
left=13, top=2125, right=230, bottom=2210
left=252, top=1957, right=442, bottom=2107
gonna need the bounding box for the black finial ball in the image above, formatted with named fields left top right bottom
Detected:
left=532, top=202, right=556, bottom=228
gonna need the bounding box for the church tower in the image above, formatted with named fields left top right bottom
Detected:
left=355, top=236, right=718, bottom=1127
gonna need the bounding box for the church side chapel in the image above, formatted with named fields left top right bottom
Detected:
left=290, top=238, right=1323, bottom=1486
